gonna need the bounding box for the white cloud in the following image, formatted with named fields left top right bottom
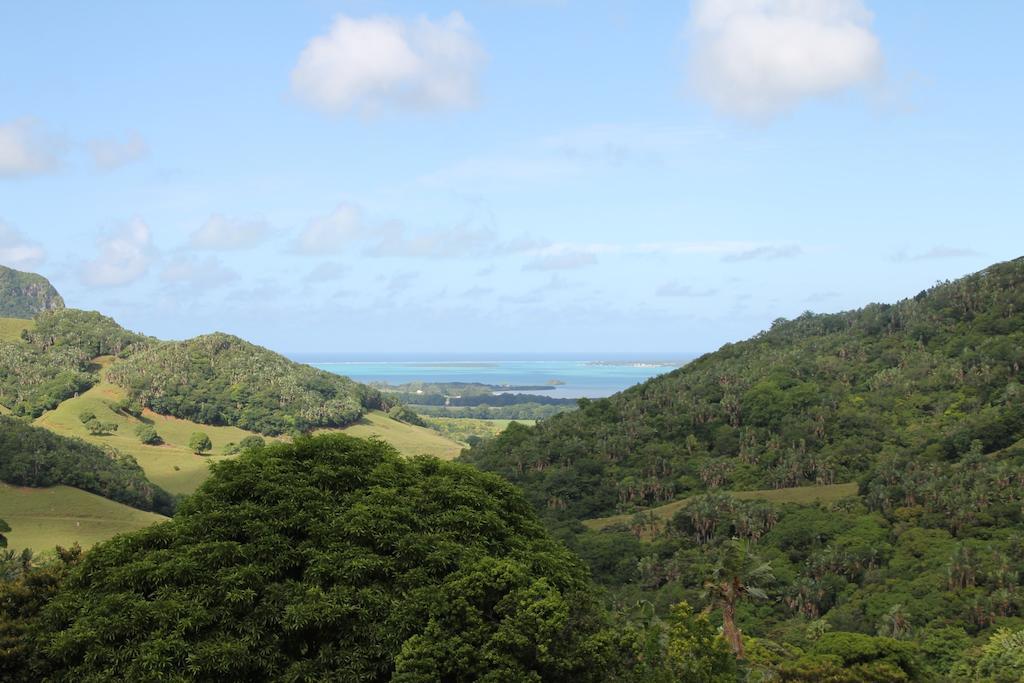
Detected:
left=523, top=251, right=597, bottom=271
left=687, top=0, right=883, bottom=117
left=0, top=118, right=65, bottom=177
left=721, top=244, right=802, bottom=261
left=189, top=214, right=270, bottom=250
left=366, top=224, right=498, bottom=259
left=160, top=255, right=238, bottom=289
left=891, top=246, right=980, bottom=262
left=80, top=219, right=153, bottom=287
left=295, top=203, right=364, bottom=254
left=657, top=282, right=718, bottom=297
left=0, top=221, right=46, bottom=268
left=304, top=261, right=348, bottom=283
left=88, top=132, right=148, bottom=170
left=291, top=12, right=485, bottom=115
left=533, top=240, right=800, bottom=259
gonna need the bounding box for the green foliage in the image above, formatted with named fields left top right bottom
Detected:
left=24, top=434, right=622, bottom=681
left=238, top=434, right=265, bottom=451
left=83, top=419, right=117, bottom=436
left=387, top=404, right=427, bottom=427
left=106, top=333, right=388, bottom=435
left=188, top=431, right=212, bottom=454
left=133, top=424, right=161, bottom=445
left=974, top=627, right=1024, bottom=682
left=76, top=410, right=95, bottom=425
left=0, top=544, right=82, bottom=681
left=664, top=601, right=736, bottom=682
left=0, top=519, right=8, bottom=549
left=0, top=266, right=63, bottom=319
left=0, top=416, right=174, bottom=515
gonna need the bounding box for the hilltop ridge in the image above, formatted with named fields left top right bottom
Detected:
left=0, top=266, right=64, bottom=319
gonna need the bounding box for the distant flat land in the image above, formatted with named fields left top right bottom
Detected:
left=582, top=482, right=859, bottom=536
left=0, top=481, right=167, bottom=554
left=426, top=417, right=536, bottom=444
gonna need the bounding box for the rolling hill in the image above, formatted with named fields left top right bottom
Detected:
left=104, top=332, right=389, bottom=435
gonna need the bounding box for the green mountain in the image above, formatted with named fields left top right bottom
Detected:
left=105, top=332, right=389, bottom=435
left=466, top=256, right=1024, bottom=521
left=0, top=266, right=64, bottom=319
left=460, top=256, right=1024, bottom=680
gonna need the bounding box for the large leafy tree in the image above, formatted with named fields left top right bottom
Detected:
left=25, top=434, right=624, bottom=681
left=702, top=539, right=775, bottom=658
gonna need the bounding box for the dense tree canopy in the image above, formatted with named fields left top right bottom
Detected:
left=106, top=333, right=390, bottom=435
left=23, top=434, right=625, bottom=681
left=0, top=416, right=174, bottom=515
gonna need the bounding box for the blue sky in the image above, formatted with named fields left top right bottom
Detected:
left=0, top=1, right=1021, bottom=354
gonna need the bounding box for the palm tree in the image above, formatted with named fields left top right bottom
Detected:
left=702, top=538, right=775, bottom=658
left=877, top=604, right=912, bottom=639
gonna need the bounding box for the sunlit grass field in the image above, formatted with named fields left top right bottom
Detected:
left=0, top=481, right=168, bottom=554
left=34, top=376, right=252, bottom=495
left=582, top=481, right=859, bottom=535
left=0, top=316, right=32, bottom=342
left=327, top=411, right=464, bottom=460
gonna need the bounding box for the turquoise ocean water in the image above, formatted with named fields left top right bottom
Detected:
left=294, top=353, right=697, bottom=399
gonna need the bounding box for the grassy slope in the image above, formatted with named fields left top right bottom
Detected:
left=0, top=481, right=167, bottom=554
left=330, top=411, right=463, bottom=460
left=582, top=482, right=859, bottom=534
left=33, top=377, right=249, bottom=496
left=0, top=317, right=32, bottom=342
left=34, top=363, right=464, bottom=494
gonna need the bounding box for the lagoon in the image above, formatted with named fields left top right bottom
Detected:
left=294, top=353, right=697, bottom=399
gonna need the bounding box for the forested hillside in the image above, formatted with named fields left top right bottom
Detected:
left=0, top=266, right=64, bottom=319
left=467, top=256, right=1024, bottom=520
left=0, top=309, right=148, bottom=417
left=106, top=333, right=389, bottom=434
left=0, top=417, right=175, bottom=515
left=461, top=256, right=1024, bottom=680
